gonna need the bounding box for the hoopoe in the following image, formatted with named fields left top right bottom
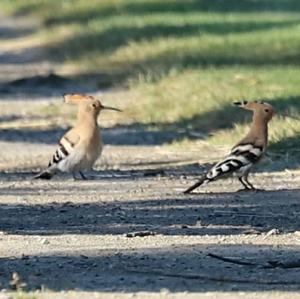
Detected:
left=34, top=94, right=121, bottom=180
left=183, top=101, right=275, bottom=193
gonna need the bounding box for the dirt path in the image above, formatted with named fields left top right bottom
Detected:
left=0, top=15, right=300, bottom=299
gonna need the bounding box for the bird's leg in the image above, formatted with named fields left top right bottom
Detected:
left=78, top=171, right=98, bottom=180
left=79, top=171, right=88, bottom=180
left=244, top=174, right=264, bottom=192
left=244, top=175, right=255, bottom=190
left=73, top=171, right=87, bottom=181
left=72, top=172, right=80, bottom=180
left=237, top=177, right=251, bottom=192
left=72, top=171, right=92, bottom=180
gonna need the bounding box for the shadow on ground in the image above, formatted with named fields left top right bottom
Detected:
left=17, top=0, right=300, bottom=26
left=0, top=175, right=300, bottom=291
left=44, top=18, right=300, bottom=63
left=5, top=16, right=300, bottom=86
left=0, top=186, right=299, bottom=236
left=0, top=73, right=100, bottom=97
left=0, top=244, right=300, bottom=292
left=0, top=24, right=34, bottom=39
left=4, top=0, right=300, bottom=88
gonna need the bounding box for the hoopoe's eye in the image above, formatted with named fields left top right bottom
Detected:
left=265, top=109, right=269, bottom=113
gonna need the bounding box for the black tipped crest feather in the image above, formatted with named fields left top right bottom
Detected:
left=234, top=100, right=266, bottom=107
left=233, top=100, right=247, bottom=106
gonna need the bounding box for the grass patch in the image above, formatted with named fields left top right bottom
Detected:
left=123, top=67, right=300, bottom=146
left=8, top=292, right=37, bottom=299
left=2, top=0, right=300, bottom=157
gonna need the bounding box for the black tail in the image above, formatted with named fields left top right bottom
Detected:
left=183, top=176, right=207, bottom=194
left=33, top=170, right=53, bottom=180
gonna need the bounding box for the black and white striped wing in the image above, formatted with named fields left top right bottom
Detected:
left=48, top=134, right=79, bottom=169
left=206, top=144, right=263, bottom=181
left=230, top=144, right=263, bottom=162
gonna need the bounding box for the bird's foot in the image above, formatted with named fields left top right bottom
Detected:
left=236, top=187, right=253, bottom=192
left=252, top=188, right=265, bottom=192
left=72, top=172, right=95, bottom=180
left=73, top=176, right=96, bottom=181
left=73, top=176, right=82, bottom=181
left=79, top=171, right=97, bottom=181
left=83, top=175, right=97, bottom=180
left=183, top=190, right=192, bottom=194
left=236, top=187, right=264, bottom=193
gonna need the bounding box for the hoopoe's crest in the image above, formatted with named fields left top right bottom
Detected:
left=63, top=93, right=121, bottom=116
left=64, top=93, right=94, bottom=104
left=183, top=101, right=275, bottom=193
left=234, top=100, right=275, bottom=121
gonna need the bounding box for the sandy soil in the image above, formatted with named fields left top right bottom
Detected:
left=0, top=15, right=299, bottom=299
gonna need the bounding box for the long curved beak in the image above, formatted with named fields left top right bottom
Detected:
left=101, top=105, right=122, bottom=112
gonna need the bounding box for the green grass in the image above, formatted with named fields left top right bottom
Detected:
left=10, top=293, right=37, bottom=299
left=2, top=0, right=300, bottom=157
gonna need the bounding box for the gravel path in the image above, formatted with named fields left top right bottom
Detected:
left=0, top=15, right=300, bottom=299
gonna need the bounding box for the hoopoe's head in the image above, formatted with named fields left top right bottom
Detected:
left=63, top=94, right=121, bottom=117
left=234, top=100, right=275, bottom=122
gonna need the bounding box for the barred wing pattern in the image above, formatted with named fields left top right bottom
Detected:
left=207, top=144, right=263, bottom=181
left=48, top=136, right=76, bottom=168
left=34, top=133, right=80, bottom=179
left=183, top=143, right=263, bottom=194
